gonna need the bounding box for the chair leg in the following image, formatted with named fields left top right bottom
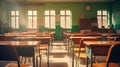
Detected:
left=20, top=56, right=23, bottom=64
left=36, top=56, right=42, bottom=67
left=24, top=57, right=26, bottom=64
left=40, top=56, right=42, bottom=67
left=36, top=56, right=38, bottom=67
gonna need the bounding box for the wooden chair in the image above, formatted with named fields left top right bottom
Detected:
left=92, top=44, right=120, bottom=67
left=36, top=38, right=50, bottom=67
left=15, top=46, right=37, bottom=67
left=0, top=44, right=31, bottom=67
left=74, top=38, right=98, bottom=67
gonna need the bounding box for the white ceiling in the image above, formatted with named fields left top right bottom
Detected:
left=6, top=0, right=115, bottom=2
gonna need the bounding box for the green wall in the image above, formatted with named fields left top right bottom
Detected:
left=112, top=1, right=120, bottom=29
left=0, top=1, right=112, bottom=39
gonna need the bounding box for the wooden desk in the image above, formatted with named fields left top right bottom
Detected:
left=0, top=41, right=39, bottom=67
left=69, top=36, right=100, bottom=67
left=14, top=36, right=51, bottom=67
left=84, top=41, right=120, bottom=67
left=2, top=33, right=52, bottom=67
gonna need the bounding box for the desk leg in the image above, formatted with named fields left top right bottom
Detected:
left=68, top=39, right=70, bottom=55
left=33, top=56, right=35, bottom=67
left=86, top=57, right=88, bottom=67
left=72, top=41, right=74, bottom=67
left=33, top=47, right=35, bottom=67
left=86, top=47, right=92, bottom=67
left=47, top=43, right=50, bottom=67
left=90, top=48, right=92, bottom=67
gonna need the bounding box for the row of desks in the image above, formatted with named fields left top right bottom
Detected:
left=0, top=32, right=54, bottom=67
left=63, top=32, right=120, bottom=67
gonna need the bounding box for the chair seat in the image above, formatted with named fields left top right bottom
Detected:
left=5, top=63, right=32, bottom=67
left=39, top=44, right=48, bottom=50
left=40, top=46, right=47, bottom=50
left=92, top=62, right=119, bottom=67
left=74, top=48, right=85, bottom=52
left=36, top=52, right=42, bottom=57
left=75, top=53, right=87, bottom=59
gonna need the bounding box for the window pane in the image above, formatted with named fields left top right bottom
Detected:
left=51, top=16, right=55, bottom=28
left=45, top=11, right=49, bottom=15
left=66, top=16, right=71, bottom=28
left=33, top=11, right=37, bottom=15
left=60, top=11, right=65, bottom=15
left=16, top=11, right=19, bottom=15
left=11, top=17, right=15, bottom=28
left=66, top=10, right=71, bottom=15
left=97, top=16, right=102, bottom=28
left=16, top=17, right=19, bottom=28
left=97, top=11, right=101, bottom=15
left=11, top=11, right=15, bottom=15
left=60, top=16, right=65, bottom=28
left=28, top=17, right=32, bottom=28
left=51, top=10, right=55, bottom=15
left=103, top=16, right=107, bottom=28
left=103, top=11, right=107, bottom=15
left=45, top=17, right=49, bottom=28
left=103, top=16, right=107, bottom=23
left=28, top=11, right=32, bottom=15
left=33, top=17, right=37, bottom=29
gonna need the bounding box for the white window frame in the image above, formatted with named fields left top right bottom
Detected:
left=27, top=10, right=37, bottom=29
left=44, top=10, right=56, bottom=29
left=10, top=10, right=19, bottom=29
left=97, top=10, right=109, bottom=29
left=60, top=10, right=72, bottom=29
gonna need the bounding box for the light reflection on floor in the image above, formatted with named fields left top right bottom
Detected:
left=40, top=41, right=86, bottom=67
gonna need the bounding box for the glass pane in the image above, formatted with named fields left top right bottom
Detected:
left=103, top=16, right=107, bottom=23
left=51, top=10, right=55, bottom=15
left=33, top=11, right=37, bottom=15
left=103, top=16, right=107, bottom=28
left=11, top=11, right=15, bottom=15
left=66, top=10, right=71, bottom=15
left=28, top=17, right=32, bottom=28
left=60, top=11, right=65, bottom=15
left=45, top=17, right=49, bottom=28
left=97, top=11, right=101, bottom=15
left=28, top=11, right=32, bottom=15
left=16, top=11, right=19, bottom=15
left=16, top=17, right=19, bottom=28
left=33, top=17, right=37, bottom=29
left=60, top=16, right=65, bottom=28
left=11, top=17, right=15, bottom=28
left=51, top=16, right=55, bottom=28
left=28, top=17, right=32, bottom=21
left=45, top=11, right=49, bottom=15
left=97, top=16, right=101, bottom=28
left=66, top=16, right=71, bottom=28
left=103, top=11, right=107, bottom=15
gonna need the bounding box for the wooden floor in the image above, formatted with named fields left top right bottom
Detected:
left=40, top=40, right=86, bottom=67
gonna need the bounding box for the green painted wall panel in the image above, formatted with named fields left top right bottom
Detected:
left=0, top=2, right=112, bottom=39
left=112, top=1, right=120, bottom=29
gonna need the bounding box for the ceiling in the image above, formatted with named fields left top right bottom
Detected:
left=6, top=0, right=115, bottom=2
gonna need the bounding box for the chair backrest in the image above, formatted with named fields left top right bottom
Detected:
left=115, top=37, right=120, bottom=41
left=106, top=44, right=120, bottom=67
left=80, top=38, right=98, bottom=48
left=15, top=46, right=34, bottom=57
left=0, top=44, right=20, bottom=67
